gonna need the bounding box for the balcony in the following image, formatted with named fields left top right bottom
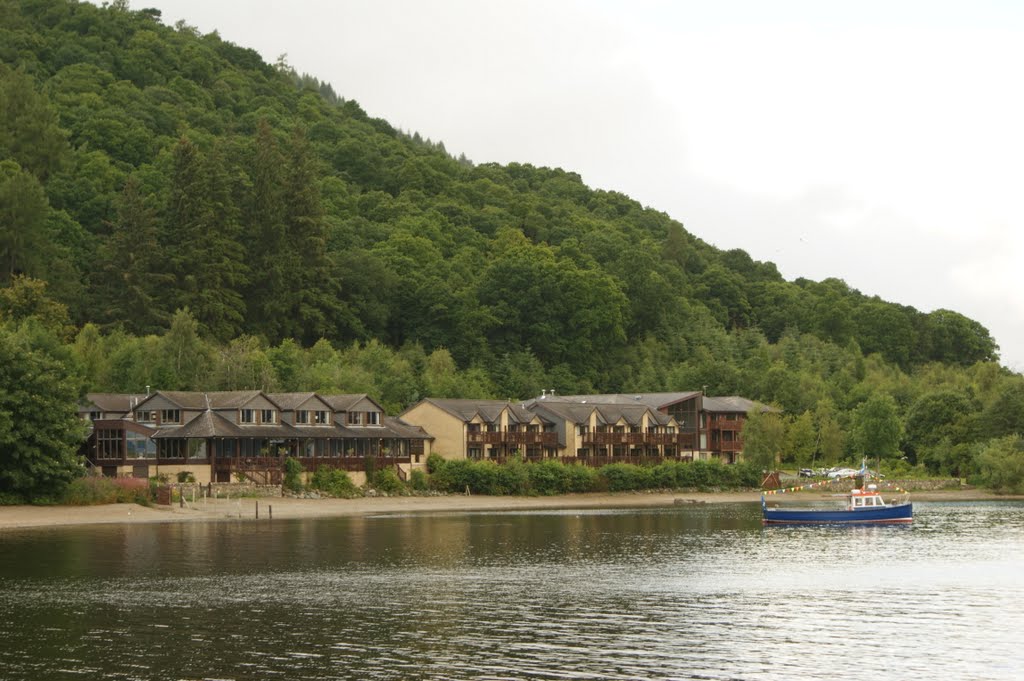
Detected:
left=712, top=440, right=743, bottom=453
left=708, top=417, right=744, bottom=431
left=467, top=431, right=558, bottom=446
left=582, top=433, right=697, bottom=448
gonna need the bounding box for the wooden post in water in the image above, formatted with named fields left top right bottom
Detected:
left=256, top=500, right=259, bottom=519
left=269, top=505, right=272, bottom=520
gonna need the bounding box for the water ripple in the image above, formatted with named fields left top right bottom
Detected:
left=0, top=501, right=1022, bottom=680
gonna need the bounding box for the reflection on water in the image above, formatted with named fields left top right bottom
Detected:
left=1, top=501, right=1022, bottom=680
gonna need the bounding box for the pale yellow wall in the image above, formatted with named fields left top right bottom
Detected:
left=400, top=402, right=467, bottom=459
left=152, top=464, right=213, bottom=484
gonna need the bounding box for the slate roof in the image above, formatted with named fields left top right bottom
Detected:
left=320, top=394, right=380, bottom=412
left=82, top=393, right=149, bottom=415
left=702, top=396, right=760, bottom=413
left=533, top=400, right=674, bottom=426
left=141, top=390, right=272, bottom=411
left=152, top=411, right=245, bottom=439
left=265, top=392, right=321, bottom=410
left=411, top=398, right=551, bottom=425
left=383, top=417, right=433, bottom=440
left=529, top=391, right=701, bottom=411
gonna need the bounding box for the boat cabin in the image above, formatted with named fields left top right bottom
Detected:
left=849, top=485, right=887, bottom=511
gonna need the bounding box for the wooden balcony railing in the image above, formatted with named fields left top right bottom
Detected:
left=581, top=433, right=697, bottom=447
left=467, top=432, right=558, bottom=446
left=708, top=418, right=744, bottom=431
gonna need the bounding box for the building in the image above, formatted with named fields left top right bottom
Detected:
left=400, top=391, right=768, bottom=464
left=80, top=390, right=432, bottom=484
left=397, top=398, right=559, bottom=461
left=701, top=396, right=763, bottom=464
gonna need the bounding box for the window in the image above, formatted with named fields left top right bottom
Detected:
left=136, top=410, right=156, bottom=424
left=348, top=412, right=363, bottom=426
left=240, top=409, right=256, bottom=424
left=188, top=439, right=207, bottom=460
left=578, top=425, right=589, bottom=435
left=295, top=410, right=310, bottom=425
left=126, top=432, right=156, bottom=459
left=314, top=410, right=330, bottom=425
left=88, top=411, right=101, bottom=421
left=160, top=409, right=180, bottom=424
left=260, top=409, right=276, bottom=424
left=160, top=439, right=185, bottom=459
left=96, top=428, right=122, bottom=459
left=367, top=412, right=380, bottom=426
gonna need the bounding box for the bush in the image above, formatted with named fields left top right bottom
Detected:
left=283, top=457, right=304, bottom=492
left=495, top=458, right=530, bottom=495
left=429, top=458, right=474, bottom=493
left=971, top=435, right=1024, bottom=493
left=409, top=469, right=429, bottom=491
left=528, top=460, right=570, bottom=495
left=62, top=476, right=152, bottom=505
left=426, top=452, right=446, bottom=474
left=0, top=491, right=27, bottom=505
left=372, top=468, right=407, bottom=495
left=563, top=463, right=598, bottom=493
left=426, top=457, right=757, bottom=495
left=176, top=471, right=195, bottom=483
left=599, top=463, right=653, bottom=491
left=309, top=467, right=360, bottom=498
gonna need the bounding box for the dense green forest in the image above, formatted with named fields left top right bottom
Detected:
left=1, top=0, right=1022, bottom=498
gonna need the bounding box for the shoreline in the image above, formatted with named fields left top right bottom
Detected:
left=0, top=488, right=1020, bottom=531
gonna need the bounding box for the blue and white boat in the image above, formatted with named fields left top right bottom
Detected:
left=761, top=462, right=913, bottom=525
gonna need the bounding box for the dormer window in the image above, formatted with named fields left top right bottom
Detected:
left=296, top=410, right=310, bottom=425
left=348, top=412, right=363, bottom=426
left=367, top=412, right=380, bottom=426
left=314, top=410, right=330, bottom=425
left=260, top=409, right=276, bottom=424
left=161, top=409, right=180, bottom=424
left=240, top=409, right=256, bottom=424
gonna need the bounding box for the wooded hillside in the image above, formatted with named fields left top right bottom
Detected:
left=1, top=0, right=1022, bottom=492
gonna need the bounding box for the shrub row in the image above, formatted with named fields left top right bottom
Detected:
left=426, top=454, right=760, bottom=496
left=61, top=476, right=153, bottom=505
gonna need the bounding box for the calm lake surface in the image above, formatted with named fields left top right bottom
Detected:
left=1, top=501, right=1022, bottom=680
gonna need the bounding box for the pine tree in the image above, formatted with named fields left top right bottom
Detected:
left=94, top=175, right=170, bottom=333
left=281, top=126, right=342, bottom=344
left=243, top=119, right=289, bottom=340
left=163, top=137, right=248, bottom=341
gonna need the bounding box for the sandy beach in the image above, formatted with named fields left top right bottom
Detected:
left=0, top=488, right=1018, bottom=530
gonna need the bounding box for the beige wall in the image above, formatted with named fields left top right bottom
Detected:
left=401, top=402, right=466, bottom=459
left=152, top=464, right=213, bottom=484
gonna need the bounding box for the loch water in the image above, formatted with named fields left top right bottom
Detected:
left=1, top=500, right=1022, bottom=680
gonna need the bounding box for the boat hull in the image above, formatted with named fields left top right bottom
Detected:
left=762, top=502, right=913, bottom=525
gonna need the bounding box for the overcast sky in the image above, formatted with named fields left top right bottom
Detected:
left=141, top=0, right=1024, bottom=371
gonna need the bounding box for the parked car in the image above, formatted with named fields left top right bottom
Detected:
left=798, top=468, right=815, bottom=477
left=826, top=467, right=860, bottom=479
